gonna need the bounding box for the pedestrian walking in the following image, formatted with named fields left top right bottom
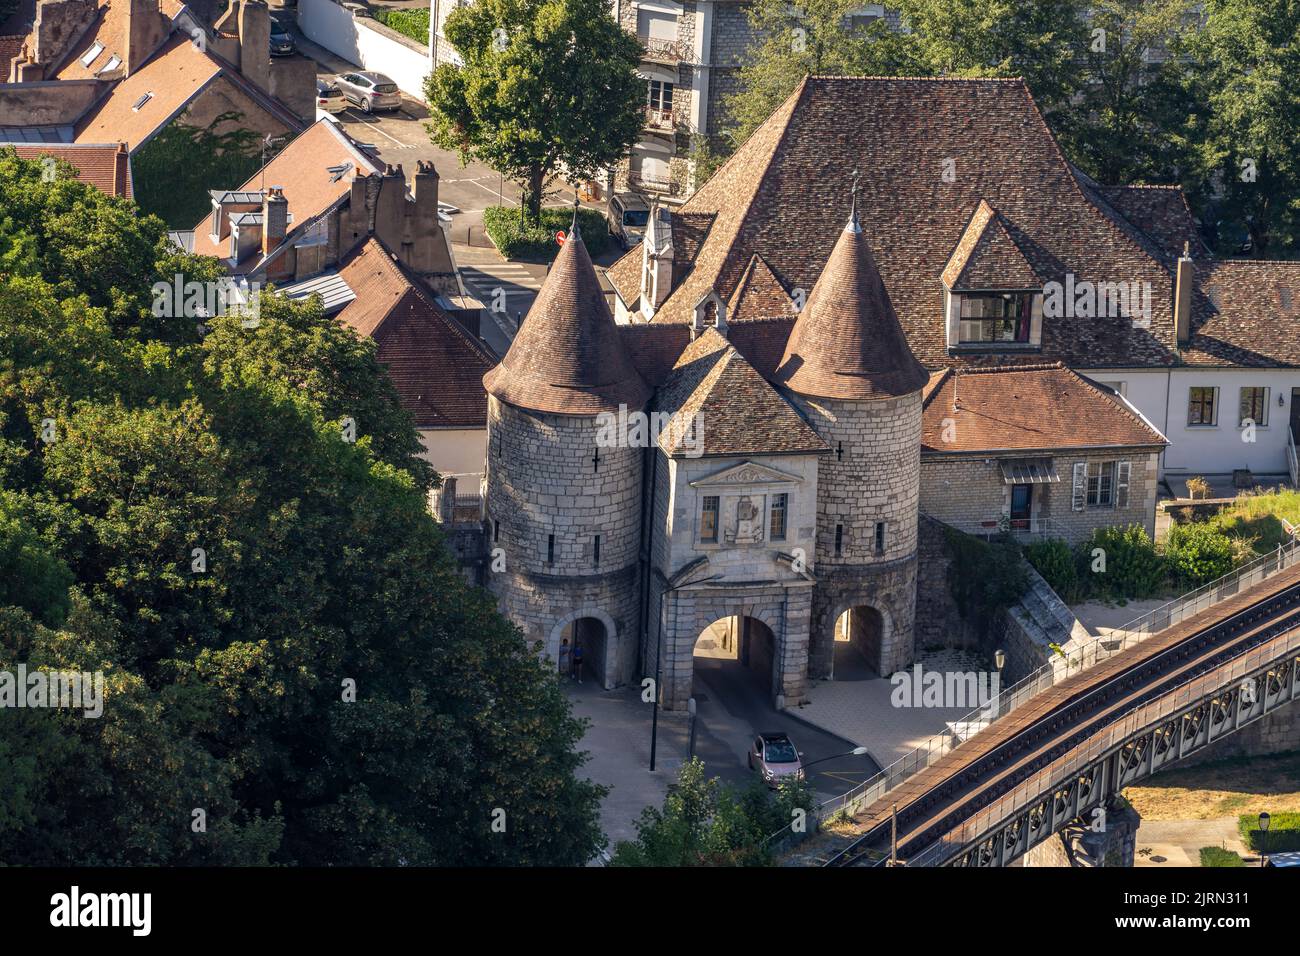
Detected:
left=571, top=642, right=584, bottom=683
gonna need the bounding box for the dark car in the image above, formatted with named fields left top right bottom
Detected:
left=270, top=27, right=295, bottom=57
left=747, top=732, right=804, bottom=789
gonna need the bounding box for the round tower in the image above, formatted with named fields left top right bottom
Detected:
left=482, top=221, right=651, bottom=689
left=774, top=198, right=930, bottom=679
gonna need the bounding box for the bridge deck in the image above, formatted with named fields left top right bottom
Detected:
left=837, top=561, right=1300, bottom=863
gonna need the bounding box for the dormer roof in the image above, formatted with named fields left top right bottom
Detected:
left=942, top=200, right=1042, bottom=291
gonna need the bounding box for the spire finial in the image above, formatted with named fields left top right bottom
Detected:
left=847, top=168, right=862, bottom=234
left=570, top=189, right=582, bottom=241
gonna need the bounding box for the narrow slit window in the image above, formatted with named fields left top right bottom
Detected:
left=834, top=524, right=844, bottom=557
left=875, top=521, right=886, bottom=555
left=546, top=534, right=555, bottom=565
left=593, top=534, right=601, bottom=566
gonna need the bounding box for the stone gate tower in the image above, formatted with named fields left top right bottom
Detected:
left=482, top=222, right=651, bottom=689
left=775, top=201, right=929, bottom=679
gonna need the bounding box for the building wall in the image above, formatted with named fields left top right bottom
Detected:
left=418, top=427, right=486, bottom=479
left=1081, top=367, right=1300, bottom=477
left=297, top=0, right=434, bottom=100
left=920, top=450, right=1162, bottom=544
left=792, top=390, right=923, bottom=677
left=483, top=396, right=643, bottom=688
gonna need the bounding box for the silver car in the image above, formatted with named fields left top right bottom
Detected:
left=335, top=71, right=402, bottom=113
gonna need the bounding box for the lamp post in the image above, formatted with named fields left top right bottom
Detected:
left=801, top=745, right=871, bottom=775
left=1259, top=811, right=1271, bottom=867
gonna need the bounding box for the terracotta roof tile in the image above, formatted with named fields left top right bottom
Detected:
left=776, top=211, right=929, bottom=399
left=7, top=141, right=132, bottom=197
left=1184, top=260, right=1300, bottom=367
left=920, top=363, right=1167, bottom=454
left=484, top=224, right=651, bottom=416
left=0, top=34, right=24, bottom=80
left=609, top=76, right=1182, bottom=370
left=334, top=237, right=494, bottom=428
left=1097, top=183, right=1209, bottom=261
left=53, top=0, right=168, bottom=80
left=728, top=253, right=794, bottom=318
left=653, top=329, right=828, bottom=457
left=942, top=199, right=1041, bottom=290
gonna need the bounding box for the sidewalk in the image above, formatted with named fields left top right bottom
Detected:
left=1135, top=817, right=1249, bottom=867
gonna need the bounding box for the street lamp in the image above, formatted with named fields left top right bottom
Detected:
left=1259, top=811, right=1271, bottom=867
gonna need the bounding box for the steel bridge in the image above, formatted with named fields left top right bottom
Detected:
left=823, top=561, right=1300, bottom=868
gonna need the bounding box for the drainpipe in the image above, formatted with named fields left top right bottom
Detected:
left=642, top=445, right=660, bottom=769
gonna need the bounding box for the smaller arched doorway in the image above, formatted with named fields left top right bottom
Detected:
left=693, top=615, right=780, bottom=701
left=550, top=612, right=616, bottom=689
left=832, top=605, right=886, bottom=679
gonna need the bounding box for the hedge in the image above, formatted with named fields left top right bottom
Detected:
left=1198, top=846, right=1245, bottom=867
left=483, top=205, right=610, bottom=262
left=1239, top=812, right=1300, bottom=852
left=372, top=8, right=430, bottom=44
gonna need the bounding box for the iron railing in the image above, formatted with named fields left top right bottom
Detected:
left=809, top=537, right=1300, bottom=828
left=907, top=622, right=1300, bottom=866
left=638, top=36, right=689, bottom=63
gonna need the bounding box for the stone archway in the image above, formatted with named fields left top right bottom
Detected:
left=692, top=615, right=781, bottom=702
left=830, top=603, right=892, bottom=678
left=549, top=608, right=619, bottom=690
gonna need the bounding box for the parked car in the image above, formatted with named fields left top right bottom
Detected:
left=269, top=27, right=295, bottom=56
left=335, top=71, right=402, bottom=113
left=606, top=192, right=650, bottom=250
left=747, top=732, right=804, bottom=789
left=315, top=77, right=347, bottom=114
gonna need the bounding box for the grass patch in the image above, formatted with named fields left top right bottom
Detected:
left=1199, top=846, right=1245, bottom=867
left=1239, top=811, right=1300, bottom=852
left=482, top=205, right=609, bottom=262
left=1123, top=750, right=1300, bottom=820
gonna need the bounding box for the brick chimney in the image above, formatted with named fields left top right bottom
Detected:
left=237, top=0, right=271, bottom=93
left=262, top=185, right=288, bottom=256
left=372, top=164, right=408, bottom=259
left=124, top=0, right=168, bottom=76
left=1174, top=241, right=1193, bottom=346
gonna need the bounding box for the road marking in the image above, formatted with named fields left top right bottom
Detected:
left=340, top=110, right=413, bottom=148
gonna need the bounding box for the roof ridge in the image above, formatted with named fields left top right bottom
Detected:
left=808, top=75, right=1028, bottom=83
left=952, top=362, right=1066, bottom=375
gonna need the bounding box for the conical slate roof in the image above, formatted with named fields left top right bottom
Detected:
left=775, top=209, right=928, bottom=400
left=483, top=224, right=651, bottom=416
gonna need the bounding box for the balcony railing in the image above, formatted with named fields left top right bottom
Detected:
left=947, top=517, right=1066, bottom=541
left=625, top=170, right=685, bottom=196
left=638, top=36, right=688, bottom=63
left=643, top=106, right=679, bottom=132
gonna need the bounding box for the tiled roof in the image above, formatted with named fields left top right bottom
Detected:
left=775, top=211, right=929, bottom=400
left=1096, top=183, right=1209, bottom=261
left=484, top=224, right=652, bottom=416
left=7, top=141, right=132, bottom=197
left=73, top=34, right=301, bottom=150
left=0, top=34, right=24, bottom=80
left=920, top=363, right=1167, bottom=454
left=653, top=329, right=828, bottom=458
left=334, top=237, right=494, bottom=429
left=609, top=76, right=1185, bottom=370
left=728, top=253, right=794, bottom=319
left=942, top=199, right=1041, bottom=290
left=52, top=0, right=166, bottom=80
left=1184, top=260, right=1300, bottom=367
left=190, top=119, right=382, bottom=267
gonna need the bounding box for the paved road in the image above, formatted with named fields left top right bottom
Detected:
left=691, top=656, right=881, bottom=802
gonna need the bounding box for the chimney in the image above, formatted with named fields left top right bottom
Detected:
left=641, top=202, right=674, bottom=318
left=124, top=0, right=168, bottom=75
left=372, top=164, right=407, bottom=258
left=237, top=0, right=271, bottom=93
left=413, top=160, right=440, bottom=226
left=262, top=186, right=288, bottom=256
left=1174, top=241, right=1193, bottom=346
left=115, top=142, right=130, bottom=196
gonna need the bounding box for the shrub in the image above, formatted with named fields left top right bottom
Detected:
left=944, top=529, right=1029, bottom=632
left=1186, top=475, right=1211, bottom=500
left=1199, top=846, right=1245, bottom=867
left=1023, top=538, right=1082, bottom=602
left=373, top=8, right=430, bottom=44
left=1164, top=522, right=1237, bottom=586
left=1239, top=812, right=1300, bottom=853
left=1080, top=524, right=1167, bottom=601
left=482, top=205, right=610, bottom=261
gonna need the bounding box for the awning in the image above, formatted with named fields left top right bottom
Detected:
left=999, top=458, right=1059, bottom=485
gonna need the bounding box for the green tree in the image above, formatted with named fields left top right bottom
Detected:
left=610, top=758, right=814, bottom=866
left=1169, top=0, right=1300, bottom=258
left=426, top=0, right=644, bottom=224
left=0, top=151, right=608, bottom=866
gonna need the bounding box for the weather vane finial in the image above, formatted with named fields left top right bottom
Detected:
left=848, top=167, right=862, bottom=233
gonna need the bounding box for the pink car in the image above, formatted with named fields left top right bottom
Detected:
left=748, top=733, right=804, bottom=788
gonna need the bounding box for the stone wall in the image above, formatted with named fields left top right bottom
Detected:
left=1023, top=799, right=1141, bottom=867
left=913, top=514, right=981, bottom=653
left=0, top=78, right=103, bottom=124
left=920, top=449, right=1162, bottom=544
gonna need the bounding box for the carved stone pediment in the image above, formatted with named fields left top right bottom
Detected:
left=690, top=460, right=801, bottom=489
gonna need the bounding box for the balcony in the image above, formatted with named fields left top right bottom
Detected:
left=639, top=36, right=688, bottom=64
left=643, top=106, right=679, bottom=133
left=951, top=517, right=1066, bottom=542
left=626, top=170, right=685, bottom=196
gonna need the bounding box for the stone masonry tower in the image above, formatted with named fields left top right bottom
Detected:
left=775, top=196, right=930, bottom=679
left=482, top=221, right=652, bottom=689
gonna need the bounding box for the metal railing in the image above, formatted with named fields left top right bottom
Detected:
left=1289, top=426, right=1298, bottom=488
left=429, top=472, right=485, bottom=524
left=644, top=106, right=679, bottom=132
left=947, top=517, right=1067, bottom=540
left=638, top=36, right=689, bottom=63
left=907, top=623, right=1300, bottom=867
left=811, top=537, right=1300, bottom=828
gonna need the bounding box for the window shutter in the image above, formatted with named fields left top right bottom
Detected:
left=1116, top=460, right=1131, bottom=509
left=1072, top=462, right=1087, bottom=512
left=1239, top=389, right=1251, bottom=427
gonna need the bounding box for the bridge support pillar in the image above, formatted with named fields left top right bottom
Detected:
left=1023, top=799, right=1141, bottom=868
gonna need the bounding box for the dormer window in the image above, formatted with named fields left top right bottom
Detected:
left=957, top=292, right=1040, bottom=345
left=80, top=42, right=105, bottom=67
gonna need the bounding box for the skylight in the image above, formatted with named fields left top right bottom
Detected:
left=98, top=54, right=121, bottom=74
left=131, top=91, right=153, bottom=112
left=80, top=42, right=105, bottom=67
